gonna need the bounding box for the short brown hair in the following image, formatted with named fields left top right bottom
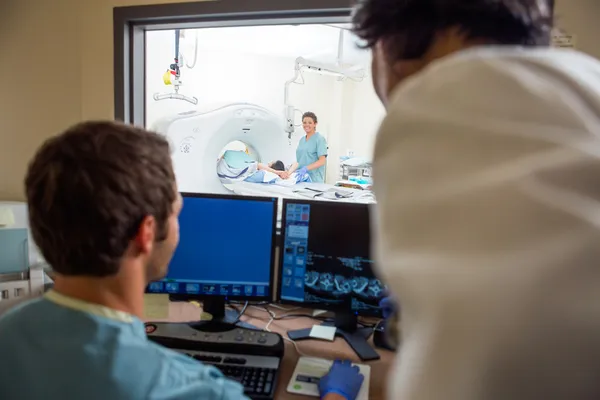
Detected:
left=302, top=112, right=318, bottom=124
left=25, top=121, right=176, bottom=277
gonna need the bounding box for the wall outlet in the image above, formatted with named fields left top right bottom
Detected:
left=347, top=149, right=355, bottom=157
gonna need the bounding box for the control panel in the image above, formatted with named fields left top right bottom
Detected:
left=145, top=322, right=285, bottom=358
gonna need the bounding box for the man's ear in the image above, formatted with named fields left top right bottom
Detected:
left=134, top=215, right=156, bottom=255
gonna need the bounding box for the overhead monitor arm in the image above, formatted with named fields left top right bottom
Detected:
left=283, top=62, right=302, bottom=137
left=283, top=41, right=366, bottom=137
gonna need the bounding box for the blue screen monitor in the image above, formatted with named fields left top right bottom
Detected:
left=147, top=193, right=278, bottom=301
left=277, top=199, right=386, bottom=317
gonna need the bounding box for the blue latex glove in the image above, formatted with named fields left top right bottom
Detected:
left=297, top=167, right=308, bottom=177
left=380, top=296, right=398, bottom=319
left=318, top=359, right=364, bottom=400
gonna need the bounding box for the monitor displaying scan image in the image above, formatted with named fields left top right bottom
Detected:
left=278, top=199, right=386, bottom=317
left=147, top=193, right=278, bottom=304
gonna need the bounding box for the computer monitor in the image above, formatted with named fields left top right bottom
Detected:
left=147, top=192, right=278, bottom=328
left=277, top=199, right=386, bottom=361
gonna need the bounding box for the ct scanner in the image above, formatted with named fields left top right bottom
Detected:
left=152, top=103, right=291, bottom=194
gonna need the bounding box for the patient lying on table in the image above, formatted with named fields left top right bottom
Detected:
left=253, top=160, right=287, bottom=179
left=217, top=151, right=311, bottom=185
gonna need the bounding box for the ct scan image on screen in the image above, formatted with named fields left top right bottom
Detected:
left=280, top=200, right=386, bottom=316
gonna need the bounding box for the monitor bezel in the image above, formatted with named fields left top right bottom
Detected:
left=276, top=198, right=383, bottom=318
left=147, top=191, right=279, bottom=302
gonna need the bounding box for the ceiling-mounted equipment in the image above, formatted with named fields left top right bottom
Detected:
left=153, top=29, right=199, bottom=105
left=283, top=29, right=366, bottom=137
left=294, top=56, right=366, bottom=80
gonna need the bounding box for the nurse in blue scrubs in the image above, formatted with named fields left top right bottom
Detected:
left=287, top=111, right=328, bottom=183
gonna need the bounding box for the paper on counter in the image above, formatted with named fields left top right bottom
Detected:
left=287, top=357, right=371, bottom=399
left=143, top=294, right=169, bottom=319
left=295, top=357, right=332, bottom=377
left=309, top=325, right=336, bottom=341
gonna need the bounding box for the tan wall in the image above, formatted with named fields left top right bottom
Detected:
left=554, top=0, right=600, bottom=59
left=0, top=0, right=201, bottom=201
left=0, top=0, right=597, bottom=201
left=0, top=0, right=81, bottom=200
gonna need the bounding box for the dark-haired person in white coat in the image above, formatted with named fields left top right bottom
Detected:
left=352, top=0, right=600, bottom=399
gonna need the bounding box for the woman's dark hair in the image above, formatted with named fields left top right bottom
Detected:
left=271, top=160, right=285, bottom=171
left=352, top=0, right=554, bottom=61
left=302, top=111, right=318, bottom=123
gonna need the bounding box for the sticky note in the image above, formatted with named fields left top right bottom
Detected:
left=143, top=294, right=169, bottom=319
left=309, top=325, right=336, bottom=342
left=200, top=312, right=213, bottom=321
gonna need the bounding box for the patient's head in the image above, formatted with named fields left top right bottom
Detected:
left=25, top=121, right=182, bottom=284
left=269, top=160, right=285, bottom=171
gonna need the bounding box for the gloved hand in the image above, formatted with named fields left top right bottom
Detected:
left=380, top=296, right=398, bottom=319
left=318, top=359, right=364, bottom=400
left=297, top=167, right=308, bottom=177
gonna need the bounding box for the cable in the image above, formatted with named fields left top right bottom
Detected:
left=233, top=301, right=249, bottom=324
left=237, top=304, right=381, bottom=355
left=324, top=23, right=352, bottom=32
left=268, top=304, right=302, bottom=312
left=257, top=306, right=311, bottom=357
left=180, top=30, right=199, bottom=69
left=274, top=313, right=333, bottom=322
left=230, top=300, right=270, bottom=306
left=249, top=305, right=333, bottom=323
left=294, top=109, right=304, bottom=127
left=264, top=305, right=377, bottom=327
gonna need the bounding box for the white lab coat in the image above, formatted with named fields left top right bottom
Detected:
left=373, top=46, right=600, bottom=400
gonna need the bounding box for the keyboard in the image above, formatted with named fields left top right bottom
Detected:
left=145, top=322, right=285, bottom=400
left=181, top=350, right=278, bottom=399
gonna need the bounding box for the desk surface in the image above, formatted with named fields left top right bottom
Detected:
left=150, top=301, right=393, bottom=400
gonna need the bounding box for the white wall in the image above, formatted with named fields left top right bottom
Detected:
left=146, top=29, right=339, bottom=170
left=320, top=68, right=384, bottom=183
left=145, top=25, right=382, bottom=185
left=340, top=77, right=386, bottom=160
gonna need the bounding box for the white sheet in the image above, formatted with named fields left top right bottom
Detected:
left=259, top=170, right=280, bottom=183
left=216, top=157, right=256, bottom=183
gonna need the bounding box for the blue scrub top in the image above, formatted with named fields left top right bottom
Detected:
left=0, top=291, right=249, bottom=400
left=296, top=132, right=328, bottom=183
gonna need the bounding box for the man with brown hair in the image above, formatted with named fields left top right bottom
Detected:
left=0, top=121, right=359, bottom=400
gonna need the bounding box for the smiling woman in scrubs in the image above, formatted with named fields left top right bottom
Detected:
left=287, top=111, right=328, bottom=183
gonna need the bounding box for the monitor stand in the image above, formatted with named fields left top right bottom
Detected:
left=287, top=312, right=380, bottom=361
left=172, top=296, right=257, bottom=333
